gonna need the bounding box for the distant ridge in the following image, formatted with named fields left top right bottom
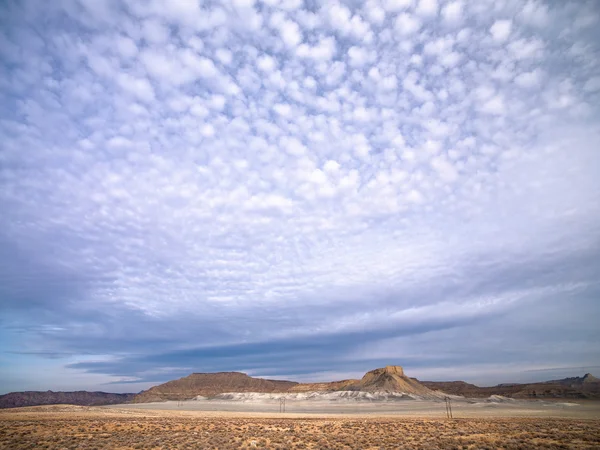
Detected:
left=0, top=391, right=136, bottom=409
left=132, top=366, right=600, bottom=403
left=420, top=373, right=600, bottom=399
left=7, top=366, right=596, bottom=407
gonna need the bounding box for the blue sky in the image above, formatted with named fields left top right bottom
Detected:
left=1, top=0, right=599, bottom=394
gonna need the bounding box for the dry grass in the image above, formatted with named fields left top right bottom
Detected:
left=0, top=408, right=599, bottom=449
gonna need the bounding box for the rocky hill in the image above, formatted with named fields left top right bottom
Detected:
left=420, top=373, right=600, bottom=399
left=132, top=367, right=600, bottom=403
left=288, top=366, right=436, bottom=396
left=133, top=365, right=438, bottom=402
left=0, top=391, right=136, bottom=409
left=132, top=372, right=298, bottom=403
left=345, top=366, right=436, bottom=396
left=582, top=373, right=599, bottom=383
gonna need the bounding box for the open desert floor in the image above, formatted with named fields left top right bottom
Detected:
left=114, top=396, right=600, bottom=419
left=1, top=402, right=600, bottom=449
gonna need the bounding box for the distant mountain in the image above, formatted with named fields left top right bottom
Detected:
left=132, top=372, right=298, bottom=403
left=0, top=391, right=136, bottom=409
left=290, top=366, right=436, bottom=396
left=582, top=373, right=600, bottom=383
left=12, top=367, right=595, bottom=407
left=132, top=365, right=438, bottom=402
left=345, top=366, right=437, bottom=397
left=420, top=373, right=600, bottom=399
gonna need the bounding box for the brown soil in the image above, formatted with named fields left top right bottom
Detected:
left=1, top=407, right=599, bottom=449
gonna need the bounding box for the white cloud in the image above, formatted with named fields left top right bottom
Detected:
left=439, top=51, right=462, bottom=68
left=508, top=38, right=544, bottom=59
left=281, top=21, right=302, bottom=47
left=365, top=2, right=386, bottom=25
left=200, top=123, right=215, bottom=137
left=490, top=19, right=512, bottom=43
left=327, top=2, right=352, bottom=32
left=190, top=103, right=209, bottom=117
left=296, top=36, right=336, bottom=61
left=514, top=69, right=542, bottom=89
left=107, top=136, right=133, bottom=148
left=416, top=0, right=438, bottom=18
left=280, top=136, right=307, bottom=156
left=257, top=54, right=277, bottom=72
left=140, top=49, right=185, bottom=83
left=232, top=0, right=255, bottom=9
left=431, top=155, right=458, bottom=182
left=323, top=160, right=341, bottom=173
left=141, top=19, right=170, bottom=44
left=142, top=0, right=204, bottom=26
left=474, top=85, right=496, bottom=102
left=480, top=94, right=506, bottom=115
left=424, top=36, right=454, bottom=56
left=324, top=3, right=372, bottom=40
left=347, top=46, right=373, bottom=67
left=116, top=73, right=155, bottom=102
left=395, top=13, right=421, bottom=35
left=382, top=0, right=414, bottom=13
left=210, top=95, right=226, bottom=111
left=215, top=48, right=233, bottom=65
left=187, top=37, right=204, bottom=52
left=2, top=0, right=599, bottom=389
left=406, top=189, right=424, bottom=203
left=180, top=51, right=219, bottom=78
left=115, top=35, right=138, bottom=58
left=273, top=103, right=292, bottom=117
left=271, top=13, right=302, bottom=48
left=519, top=0, right=550, bottom=27
left=441, top=0, right=463, bottom=24
left=583, top=76, right=600, bottom=93
left=353, top=106, right=372, bottom=121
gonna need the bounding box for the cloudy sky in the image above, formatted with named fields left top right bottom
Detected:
left=1, top=0, right=600, bottom=394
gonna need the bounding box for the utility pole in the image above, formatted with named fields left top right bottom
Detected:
left=444, top=397, right=453, bottom=419
left=279, top=397, right=286, bottom=413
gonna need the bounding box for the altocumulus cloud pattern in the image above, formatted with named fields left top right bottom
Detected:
left=1, top=0, right=600, bottom=392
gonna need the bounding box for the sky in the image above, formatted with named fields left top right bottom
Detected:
left=1, top=0, right=600, bottom=394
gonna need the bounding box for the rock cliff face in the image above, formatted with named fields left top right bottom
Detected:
left=583, top=373, right=599, bottom=384
left=287, top=379, right=358, bottom=392
left=346, top=366, right=437, bottom=396
left=0, top=391, right=136, bottom=409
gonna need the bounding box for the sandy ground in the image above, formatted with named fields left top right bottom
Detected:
left=2, top=404, right=600, bottom=449
left=108, top=398, right=600, bottom=419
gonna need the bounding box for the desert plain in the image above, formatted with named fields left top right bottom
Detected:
left=1, top=399, right=599, bottom=449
